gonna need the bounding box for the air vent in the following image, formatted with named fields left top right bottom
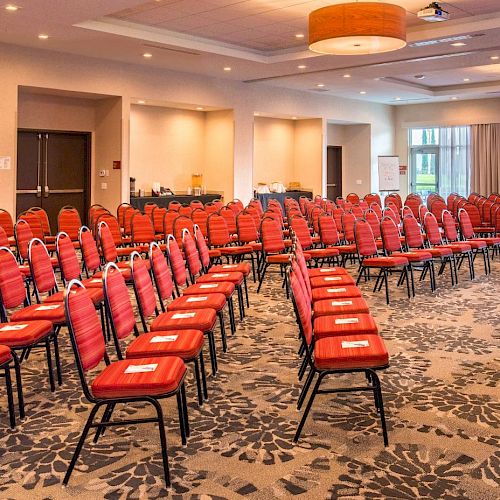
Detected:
left=142, top=43, right=201, bottom=56
left=310, top=88, right=329, bottom=92
left=409, top=33, right=483, bottom=48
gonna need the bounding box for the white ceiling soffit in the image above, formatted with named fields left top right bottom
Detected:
left=76, top=11, right=500, bottom=64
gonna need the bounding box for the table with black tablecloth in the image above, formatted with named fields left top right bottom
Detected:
left=255, top=191, right=313, bottom=211
left=130, top=192, right=223, bottom=211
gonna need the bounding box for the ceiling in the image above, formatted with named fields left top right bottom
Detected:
left=2, top=0, right=500, bottom=105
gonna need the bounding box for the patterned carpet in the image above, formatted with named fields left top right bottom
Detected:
left=0, top=259, right=498, bottom=499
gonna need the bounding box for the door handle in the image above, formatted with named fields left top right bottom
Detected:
left=326, top=183, right=337, bottom=187
left=44, top=133, right=49, bottom=197
left=37, top=133, right=42, bottom=197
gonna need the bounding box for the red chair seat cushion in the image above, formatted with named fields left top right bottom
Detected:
left=478, top=237, right=500, bottom=246
left=208, top=249, right=221, bottom=259
left=80, top=277, right=104, bottom=288
left=126, top=330, right=204, bottom=360
left=209, top=263, right=251, bottom=276
left=168, top=293, right=226, bottom=313
left=314, top=313, right=378, bottom=339
left=362, top=256, right=408, bottom=267
left=19, top=264, right=31, bottom=277
left=150, top=308, right=217, bottom=333
left=0, top=320, right=53, bottom=347
left=442, top=243, right=472, bottom=253
left=91, top=356, right=186, bottom=399
left=311, top=285, right=362, bottom=302
left=249, top=242, right=262, bottom=251
left=44, top=287, right=104, bottom=305
left=11, top=303, right=66, bottom=325
left=266, top=254, right=291, bottom=264
left=391, top=251, right=433, bottom=262
left=310, top=274, right=355, bottom=288
left=314, top=334, right=389, bottom=370
left=308, top=267, right=349, bottom=278
left=304, top=247, right=340, bottom=258
left=426, top=247, right=453, bottom=257
left=183, top=282, right=235, bottom=298
left=336, top=244, right=357, bottom=254
left=473, top=226, right=495, bottom=233
left=465, top=240, right=487, bottom=250
left=313, top=297, right=370, bottom=318
left=116, top=247, right=138, bottom=257
left=196, top=271, right=243, bottom=286
left=219, top=245, right=253, bottom=256
left=0, top=345, right=12, bottom=365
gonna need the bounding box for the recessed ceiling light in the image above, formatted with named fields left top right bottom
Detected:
left=292, top=116, right=297, bottom=120
left=297, top=65, right=307, bottom=69
left=490, top=56, right=499, bottom=60
left=196, top=107, right=204, bottom=111
left=143, top=53, right=153, bottom=58
left=343, top=74, right=351, bottom=78
left=295, top=34, right=305, bottom=39
left=463, top=78, right=470, bottom=82
left=5, top=4, right=19, bottom=11
left=254, top=112, right=260, bottom=116
left=414, top=74, right=426, bottom=80
left=360, top=91, right=366, bottom=95
left=395, top=97, right=401, bottom=101
left=451, top=97, right=458, bottom=100
left=137, top=100, right=146, bottom=104
left=317, top=83, right=325, bottom=87
left=223, top=66, right=231, bottom=71
left=38, top=34, right=49, bottom=40
left=450, top=42, right=466, bottom=47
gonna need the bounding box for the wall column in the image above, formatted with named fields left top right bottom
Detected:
left=233, top=105, right=255, bottom=204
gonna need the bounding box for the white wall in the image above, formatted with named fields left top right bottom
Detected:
left=0, top=42, right=396, bottom=215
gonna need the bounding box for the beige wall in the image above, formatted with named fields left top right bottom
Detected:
left=253, top=117, right=295, bottom=187
left=204, top=110, right=234, bottom=202
left=130, top=105, right=205, bottom=193
left=294, top=119, right=323, bottom=195
left=395, top=97, right=500, bottom=198
left=327, top=123, right=372, bottom=197
left=0, top=42, right=396, bottom=216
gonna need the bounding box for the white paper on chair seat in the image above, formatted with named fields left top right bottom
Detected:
left=211, top=273, right=230, bottom=277
left=200, top=284, right=218, bottom=288
left=36, top=304, right=61, bottom=311
left=335, top=317, right=359, bottom=325
left=222, top=265, right=237, bottom=269
left=187, top=296, right=208, bottom=302
left=118, top=268, right=128, bottom=273
left=341, top=340, right=369, bottom=348
left=150, top=335, right=178, bottom=343
left=124, top=363, right=158, bottom=374
left=324, top=276, right=342, bottom=281
left=331, top=300, right=353, bottom=306
left=327, top=288, right=346, bottom=293
left=91, top=279, right=101, bottom=283
left=0, top=324, right=28, bottom=331
left=172, top=312, right=196, bottom=319
left=320, top=268, right=337, bottom=273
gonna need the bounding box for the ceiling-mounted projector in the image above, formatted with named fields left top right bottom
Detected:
left=417, top=2, right=449, bottom=22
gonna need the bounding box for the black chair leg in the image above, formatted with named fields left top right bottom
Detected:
left=4, top=364, right=15, bottom=428
left=297, top=368, right=316, bottom=410
left=199, top=350, right=208, bottom=400
left=294, top=373, right=323, bottom=443
left=150, top=398, right=171, bottom=488
left=45, top=338, right=55, bottom=392
left=12, top=351, right=24, bottom=419
left=218, top=311, right=227, bottom=352
left=193, top=357, right=203, bottom=406
left=176, top=391, right=187, bottom=445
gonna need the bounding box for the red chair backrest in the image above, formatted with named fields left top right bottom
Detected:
left=441, top=210, right=458, bottom=242
left=341, top=212, right=356, bottom=243
left=346, top=192, right=360, bottom=204
left=117, top=203, right=132, bottom=229
left=318, top=214, right=340, bottom=246
left=58, top=206, right=82, bottom=241
left=103, top=262, right=135, bottom=340
left=131, top=212, right=155, bottom=244
left=19, top=211, right=44, bottom=240
left=194, top=225, right=211, bottom=269
left=79, top=226, right=101, bottom=274
left=204, top=202, right=218, bottom=214
left=152, top=206, right=167, bottom=236
left=0, top=226, right=9, bottom=248
left=236, top=212, right=259, bottom=243
left=190, top=200, right=204, bottom=210
left=207, top=213, right=231, bottom=247
left=28, top=238, right=57, bottom=295
left=130, top=253, right=157, bottom=319
left=380, top=216, right=402, bottom=253
left=182, top=229, right=202, bottom=277
left=0, top=247, right=27, bottom=312
left=458, top=208, right=475, bottom=239
left=166, top=235, right=188, bottom=287
left=191, top=209, right=208, bottom=237
left=260, top=217, right=285, bottom=254
left=56, top=232, right=81, bottom=283
left=144, top=203, right=157, bottom=219
left=0, top=209, right=14, bottom=238
left=178, top=205, right=193, bottom=218
left=98, top=221, right=118, bottom=263
left=97, top=214, right=123, bottom=246
left=364, top=193, right=381, bottom=207
left=365, top=209, right=381, bottom=239
left=289, top=268, right=313, bottom=347
left=149, top=242, right=174, bottom=302
left=15, top=219, right=33, bottom=261
left=220, top=207, right=237, bottom=235
left=173, top=215, right=194, bottom=245
left=290, top=216, right=313, bottom=249
left=402, top=215, right=424, bottom=249
left=123, top=207, right=140, bottom=236
left=168, top=201, right=181, bottom=212
left=423, top=212, right=442, bottom=246
left=354, top=219, right=377, bottom=257
left=30, top=207, right=52, bottom=237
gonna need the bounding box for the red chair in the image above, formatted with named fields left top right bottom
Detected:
left=97, top=213, right=134, bottom=254
left=57, top=206, right=82, bottom=245
left=144, top=202, right=157, bottom=220
left=30, top=207, right=56, bottom=243
left=152, top=206, right=167, bottom=241
left=458, top=208, right=500, bottom=262
left=173, top=215, right=194, bottom=244
left=346, top=192, right=360, bottom=204
left=178, top=204, right=193, bottom=218
left=318, top=215, right=357, bottom=265
left=63, top=280, right=188, bottom=488
left=79, top=226, right=106, bottom=279
left=364, top=193, right=381, bottom=207
left=130, top=252, right=220, bottom=375
left=288, top=268, right=389, bottom=445
left=103, top=261, right=207, bottom=405
left=380, top=216, right=435, bottom=294
left=423, top=212, right=473, bottom=282
left=402, top=215, right=455, bottom=286
left=168, top=200, right=181, bottom=212
left=98, top=221, right=137, bottom=277
left=117, top=202, right=132, bottom=230
left=194, top=224, right=221, bottom=269
left=0, top=208, right=15, bottom=243
left=131, top=212, right=160, bottom=250
left=0, top=246, right=61, bottom=392
left=192, top=208, right=209, bottom=237
left=354, top=220, right=410, bottom=304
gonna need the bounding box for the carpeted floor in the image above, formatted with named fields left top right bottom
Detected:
left=0, top=260, right=498, bottom=499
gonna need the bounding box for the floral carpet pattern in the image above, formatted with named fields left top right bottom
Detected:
left=0, top=260, right=498, bottom=499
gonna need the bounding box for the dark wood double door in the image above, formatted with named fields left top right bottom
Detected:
left=16, top=130, right=90, bottom=230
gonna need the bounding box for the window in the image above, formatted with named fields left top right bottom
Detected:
left=409, top=126, right=470, bottom=200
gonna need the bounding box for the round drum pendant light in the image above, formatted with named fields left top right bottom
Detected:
left=309, top=2, right=407, bottom=55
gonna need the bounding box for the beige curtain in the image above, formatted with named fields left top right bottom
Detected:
left=471, top=124, right=500, bottom=194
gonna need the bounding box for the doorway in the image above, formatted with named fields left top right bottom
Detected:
left=410, top=146, right=439, bottom=201
left=327, top=146, right=342, bottom=200
left=16, top=130, right=90, bottom=230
